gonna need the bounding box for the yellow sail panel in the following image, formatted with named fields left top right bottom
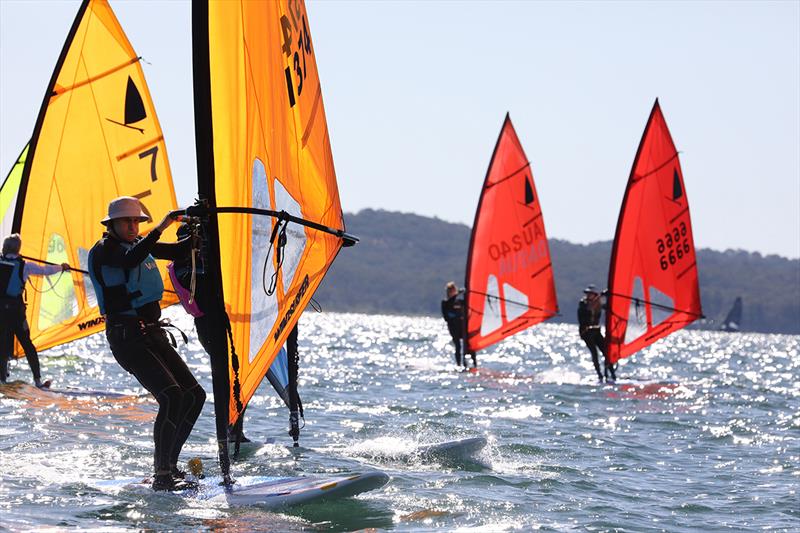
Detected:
left=1, top=144, right=28, bottom=240
left=13, top=0, right=178, bottom=356
left=206, top=0, right=345, bottom=423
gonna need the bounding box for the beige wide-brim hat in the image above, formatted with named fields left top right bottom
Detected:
left=101, top=196, right=151, bottom=224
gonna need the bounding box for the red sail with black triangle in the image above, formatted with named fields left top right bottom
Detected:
left=464, top=114, right=558, bottom=353
left=605, top=99, right=703, bottom=364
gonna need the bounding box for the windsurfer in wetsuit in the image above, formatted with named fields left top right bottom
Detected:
left=578, top=284, right=615, bottom=382
left=441, top=281, right=477, bottom=369
left=0, top=234, right=69, bottom=388
left=88, top=197, right=205, bottom=492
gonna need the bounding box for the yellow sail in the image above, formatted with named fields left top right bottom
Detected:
left=7, top=0, right=178, bottom=356
left=1, top=144, right=28, bottom=241
left=194, top=0, right=348, bottom=424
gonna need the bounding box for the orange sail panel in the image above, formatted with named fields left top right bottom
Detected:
left=194, top=0, right=347, bottom=424
left=465, top=114, right=558, bottom=353
left=5, top=0, right=178, bottom=356
left=605, top=100, right=702, bottom=363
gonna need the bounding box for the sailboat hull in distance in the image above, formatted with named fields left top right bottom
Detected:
left=720, top=297, right=743, bottom=332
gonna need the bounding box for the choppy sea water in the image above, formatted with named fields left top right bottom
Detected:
left=0, top=310, right=798, bottom=532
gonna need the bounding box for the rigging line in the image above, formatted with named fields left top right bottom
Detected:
left=484, top=161, right=532, bottom=190
left=25, top=269, right=65, bottom=296
left=466, top=289, right=557, bottom=315
left=105, top=118, right=144, bottom=134
left=263, top=218, right=288, bottom=296
left=608, top=291, right=705, bottom=318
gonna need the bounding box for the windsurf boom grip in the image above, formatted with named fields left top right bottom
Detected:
left=179, top=206, right=358, bottom=247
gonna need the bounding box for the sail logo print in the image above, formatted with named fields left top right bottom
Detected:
left=497, top=238, right=548, bottom=277
left=77, top=316, right=105, bottom=331
left=274, top=274, right=309, bottom=342
left=524, top=174, right=535, bottom=205
left=280, top=2, right=313, bottom=108
left=488, top=223, right=545, bottom=261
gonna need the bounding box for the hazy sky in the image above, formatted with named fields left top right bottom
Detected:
left=1, top=0, right=798, bottom=258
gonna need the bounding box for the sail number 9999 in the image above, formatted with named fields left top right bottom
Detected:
left=656, top=221, right=690, bottom=271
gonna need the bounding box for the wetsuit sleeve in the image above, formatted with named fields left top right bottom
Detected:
left=151, top=236, right=192, bottom=262
left=100, top=230, right=163, bottom=268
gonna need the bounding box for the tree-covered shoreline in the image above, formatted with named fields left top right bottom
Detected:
left=315, top=209, right=800, bottom=335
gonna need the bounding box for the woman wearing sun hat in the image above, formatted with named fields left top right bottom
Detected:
left=87, top=196, right=205, bottom=491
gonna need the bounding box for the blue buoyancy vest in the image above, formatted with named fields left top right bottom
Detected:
left=0, top=255, right=25, bottom=298
left=88, top=240, right=164, bottom=316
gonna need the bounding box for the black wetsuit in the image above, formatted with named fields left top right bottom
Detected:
left=0, top=255, right=45, bottom=384
left=0, top=298, right=41, bottom=384
left=441, top=293, right=476, bottom=368
left=89, top=230, right=205, bottom=477
left=578, top=295, right=615, bottom=381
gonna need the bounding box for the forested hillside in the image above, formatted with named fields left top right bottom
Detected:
left=315, top=209, right=800, bottom=334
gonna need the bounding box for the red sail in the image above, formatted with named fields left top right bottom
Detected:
left=606, top=100, right=703, bottom=363
left=465, top=114, right=558, bottom=353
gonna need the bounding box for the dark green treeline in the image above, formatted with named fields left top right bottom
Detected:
left=315, top=210, right=800, bottom=335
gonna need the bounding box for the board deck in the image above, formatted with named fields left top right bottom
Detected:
left=93, top=471, right=389, bottom=508
left=0, top=380, right=139, bottom=398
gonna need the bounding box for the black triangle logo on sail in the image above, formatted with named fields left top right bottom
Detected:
left=672, top=169, right=683, bottom=201
left=124, top=77, right=147, bottom=124
left=524, top=175, right=535, bottom=205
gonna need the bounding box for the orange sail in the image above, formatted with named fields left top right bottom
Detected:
left=605, top=99, right=703, bottom=363
left=2, top=0, right=178, bottom=357
left=465, top=114, right=558, bottom=353
left=193, top=0, right=352, bottom=426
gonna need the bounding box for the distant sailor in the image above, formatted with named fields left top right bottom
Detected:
left=0, top=234, right=68, bottom=388
left=88, top=197, right=204, bottom=491
left=441, top=282, right=477, bottom=369
left=578, top=284, right=615, bottom=382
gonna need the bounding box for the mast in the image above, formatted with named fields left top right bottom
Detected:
left=191, top=0, right=234, bottom=481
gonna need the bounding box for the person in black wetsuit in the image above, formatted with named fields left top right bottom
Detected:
left=88, top=197, right=205, bottom=492
left=578, top=284, right=615, bottom=382
left=441, top=281, right=476, bottom=369
left=0, top=233, right=69, bottom=387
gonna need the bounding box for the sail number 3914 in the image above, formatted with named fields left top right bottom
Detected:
left=656, top=221, right=690, bottom=271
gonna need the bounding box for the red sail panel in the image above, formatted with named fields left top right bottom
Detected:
left=606, top=100, right=703, bottom=363
left=465, top=114, right=558, bottom=353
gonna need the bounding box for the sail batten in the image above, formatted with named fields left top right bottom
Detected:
left=464, top=114, right=558, bottom=353
left=605, top=99, right=702, bottom=363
